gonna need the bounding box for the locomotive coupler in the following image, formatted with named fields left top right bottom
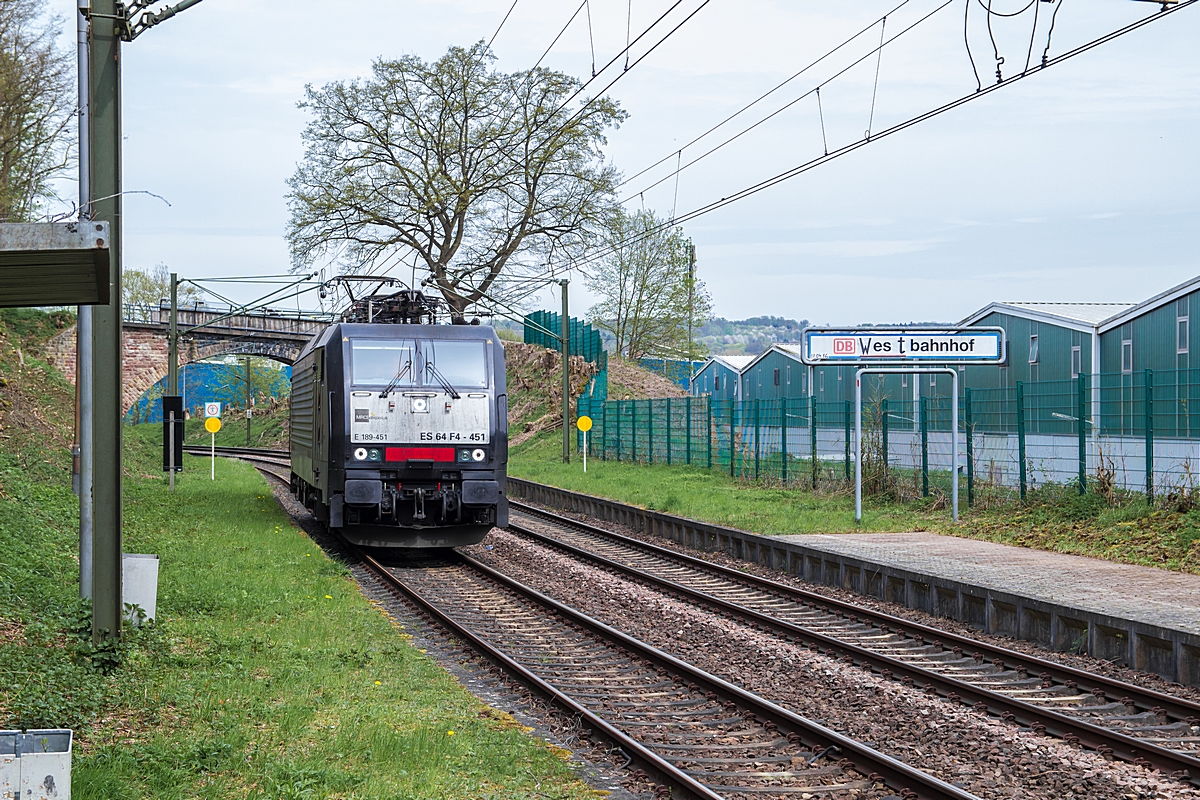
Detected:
left=414, top=488, right=426, bottom=520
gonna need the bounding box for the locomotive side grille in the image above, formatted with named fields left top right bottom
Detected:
left=291, top=358, right=315, bottom=449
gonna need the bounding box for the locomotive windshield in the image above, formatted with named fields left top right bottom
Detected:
left=351, top=339, right=417, bottom=386
left=421, top=340, right=488, bottom=389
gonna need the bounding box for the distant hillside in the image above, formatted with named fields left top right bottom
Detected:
left=698, top=316, right=809, bottom=356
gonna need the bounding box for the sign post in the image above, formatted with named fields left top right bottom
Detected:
left=800, top=327, right=1006, bottom=526
left=204, top=402, right=222, bottom=480
left=577, top=415, right=593, bottom=473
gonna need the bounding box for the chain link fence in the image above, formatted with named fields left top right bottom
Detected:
left=576, top=368, right=1200, bottom=504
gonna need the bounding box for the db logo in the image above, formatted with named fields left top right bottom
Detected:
left=833, top=338, right=856, bottom=355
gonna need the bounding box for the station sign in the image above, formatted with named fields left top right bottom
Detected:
left=801, top=327, right=1005, bottom=365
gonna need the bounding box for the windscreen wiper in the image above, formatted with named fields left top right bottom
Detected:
left=379, top=359, right=412, bottom=398
left=424, top=361, right=461, bottom=399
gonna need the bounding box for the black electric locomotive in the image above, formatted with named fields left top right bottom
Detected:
left=289, top=291, right=507, bottom=548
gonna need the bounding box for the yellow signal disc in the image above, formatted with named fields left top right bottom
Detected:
left=576, top=415, right=593, bottom=432
left=205, top=417, right=222, bottom=433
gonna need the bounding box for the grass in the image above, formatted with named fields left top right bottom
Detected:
left=0, top=311, right=603, bottom=799
left=510, top=433, right=1200, bottom=574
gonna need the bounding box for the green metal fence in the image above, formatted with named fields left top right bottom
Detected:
left=574, top=368, right=1200, bottom=503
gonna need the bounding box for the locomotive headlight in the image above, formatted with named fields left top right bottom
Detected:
left=353, top=447, right=368, bottom=461
left=368, top=448, right=383, bottom=462
left=457, top=448, right=473, bottom=462
left=471, top=448, right=486, bottom=462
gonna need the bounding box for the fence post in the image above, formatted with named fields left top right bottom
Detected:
left=666, top=398, right=673, bottom=466
left=1145, top=369, right=1154, bottom=502
left=965, top=388, right=974, bottom=508
left=685, top=396, right=692, bottom=465
left=706, top=397, right=713, bottom=470
left=810, top=398, right=818, bottom=490
left=730, top=398, right=736, bottom=478
left=781, top=399, right=789, bottom=484
left=920, top=396, right=929, bottom=497
left=1077, top=373, right=1087, bottom=495
left=754, top=399, right=760, bottom=480
left=844, top=400, right=852, bottom=484
left=635, top=400, right=642, bottom=463
left=601, top=402, right=608, bottom=461
left=881, top=398, right=889, bottom=485
left=647, top=400, right=654, bottom=464
left=1017, top=381, right=1027, bottom=501
left=617, top=401, right=624, bottom=462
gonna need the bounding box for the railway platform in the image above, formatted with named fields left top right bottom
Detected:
left=508, top=478, right=1200, bottom=687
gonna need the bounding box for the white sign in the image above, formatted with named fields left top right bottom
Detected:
left=204, top=402, right=222, bottom=418
left=803, top=328, right=1005, bottom=365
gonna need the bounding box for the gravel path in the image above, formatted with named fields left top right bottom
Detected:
left=467, top=529, right=1200, bottom=800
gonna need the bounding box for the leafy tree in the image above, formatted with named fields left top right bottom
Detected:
left=122, top=263, right=199, bottom=317
left=585, top=209, right=712, bottom=361
left=0, top=0, right=73, bottom=221
left=286, top=41, right=626, bottom=321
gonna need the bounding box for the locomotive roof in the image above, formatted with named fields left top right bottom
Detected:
left=296, top=321, right=499, bottom=361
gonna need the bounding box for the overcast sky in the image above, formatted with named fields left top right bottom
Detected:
left=48, top=0, right=1200, bottom=325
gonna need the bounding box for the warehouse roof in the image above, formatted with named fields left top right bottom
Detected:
left=959, top=301, right=1136, bottom=331
left=1097, top=274, right=1200, bottom=333
left=743, top=343, right=806, bottom=372
left=703, top=354, right=754, bottom=373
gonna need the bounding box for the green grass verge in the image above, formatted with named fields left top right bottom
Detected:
left=1, top=419, right=601, bottom=797
left=510, top=434, right=1200, bottom=574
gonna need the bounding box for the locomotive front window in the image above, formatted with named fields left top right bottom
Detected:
left=351, top=339, right=417, bottom=386
left=421, top=340, right=488, bottom=388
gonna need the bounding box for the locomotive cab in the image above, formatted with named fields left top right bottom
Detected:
left=290, top=317, right=508, bottom=548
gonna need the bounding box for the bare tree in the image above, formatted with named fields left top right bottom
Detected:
left=586, top=209, right=712, bottom=361
left=286, top=41, right=625, bottom=321
left=0, top=0, right=74, bottom=222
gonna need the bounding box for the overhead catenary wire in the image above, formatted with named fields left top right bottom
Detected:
left=867, top=16, right=888, bottom=138
left=615, top=0, right=917, bottom=192
left=533, top=0, right=589, bottom=71
left=621, top=0, right=956, bottom=203
left=564, top=0, right=1198, bottom=277
left=487, top=0, right=521, bottom=50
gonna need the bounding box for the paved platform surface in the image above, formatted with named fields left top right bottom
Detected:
left=770, top=532, right=1200, bottom=636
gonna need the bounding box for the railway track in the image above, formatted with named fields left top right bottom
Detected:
left=204, top=446, right=978, bottom=798
left=355, top=547, right=979, bottom=800
left=506, top=502, right=1200, bottom=786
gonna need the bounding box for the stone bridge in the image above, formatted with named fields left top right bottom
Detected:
left=45, top=305, right=330, bottom=413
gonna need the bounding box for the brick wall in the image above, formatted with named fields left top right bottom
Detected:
left=43, top=326, right=168, bottom=414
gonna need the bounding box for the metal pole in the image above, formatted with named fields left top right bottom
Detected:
left=77, top=0, right=93, bottom=602
left=687, top=242, right=695, bottom=359
left=855, top=373, right=862, bottom=523
left=729, top=399, right=735, bottom=477
left=666, top=398, right=672, bottom=465
left=560, top=281, right=571, bottom=464
left=685, top=396, right=692, bottom=465
left=168, top=274, right=178, bottom=395
left=1017, top=381, right=1027, bottom=501
left=583, top=430, right=587, bottom=473
left=90, top=0, right=124, bottom=645
left=706, top=396, right=712, bottom=470
left=951, top=370, right=959, bottom=523
left=920, top=396, right=929, bottom=497
left=1145, top=369, right=1154, bottom=502
left=881, top=398, right=889, bottom=485
left=844, top=400, right=852, bottom=483
left=1077, top=373, right=1087, bottom=495
left=168, top=411, right=175, bottom=493
left=965, top=388, right=974, bottom=508
left=211, top=432, right=215, bottom=480
left=245, top=356, right=252, bottom=445
left=780, top=399, right=788, bottom=484
left=809, top=398, right=817, bottom=490
left=648, top=399, right=654, bottom=464
left=753, top=398, right=760, bottom=480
